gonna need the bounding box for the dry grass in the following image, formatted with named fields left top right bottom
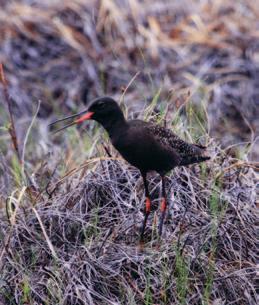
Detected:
left=0, top=142, right=257, bottom=304
left=0, top=0, right=258, bottom=304
left=0, top=0, right=258, bottom=158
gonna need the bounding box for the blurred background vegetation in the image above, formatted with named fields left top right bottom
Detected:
left=0, top=0, right=258, bottom=161
left=0, top=1, right=258, bottom=304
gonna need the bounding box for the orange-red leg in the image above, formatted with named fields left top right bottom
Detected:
left=158, top=175, right=167, bottom=236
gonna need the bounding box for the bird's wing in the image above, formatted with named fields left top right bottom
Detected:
left=144, top=122, right=204, bottom=158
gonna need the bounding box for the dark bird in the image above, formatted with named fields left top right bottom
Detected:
left=50, top=97, right=210, bottom=240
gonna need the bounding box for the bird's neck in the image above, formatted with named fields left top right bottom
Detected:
left=100, top=114, right=128, bottom=139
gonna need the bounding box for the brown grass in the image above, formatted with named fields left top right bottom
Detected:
left=0, top=1, right=258, bottom=304
left=0, top=144, right=257, bottom=304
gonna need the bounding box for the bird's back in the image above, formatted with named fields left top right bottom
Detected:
left=144, top=122, right=209, bottom=166
left=111, top=119, right=179, bottom=173
left=111, top=119, right=209, bottom=173
left=131, top=120, right=209, bottom=165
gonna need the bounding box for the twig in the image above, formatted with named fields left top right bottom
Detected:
left=97, top=227, right=113, bottom=257
left=21, top=100, right=41, bottom=175
left=119, top=71, right=140, bottom=105
left=0, top=63, right=21, bottom=163
left=32, top=206, right=59, bottom=260
left=102, top=143, right=112, bottom=157
left=45, top=164, right=58, bottom=198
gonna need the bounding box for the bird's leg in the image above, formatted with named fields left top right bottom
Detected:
left=140, top=172, right=151, bottom=241
left=158, top=175, right=167, bottom=237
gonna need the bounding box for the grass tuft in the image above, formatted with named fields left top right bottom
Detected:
left=0, top=139, right=257, bottom=304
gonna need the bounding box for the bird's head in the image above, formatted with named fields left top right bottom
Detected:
left=49, top=97, right=125, bottom=133
left=86, top=97, right=123, bottom=124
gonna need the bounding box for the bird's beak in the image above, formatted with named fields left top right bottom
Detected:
left=49, top=111, right=94, bottom=134
left=74, top=112, right=94, bottom=123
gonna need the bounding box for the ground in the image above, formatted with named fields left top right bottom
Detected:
left=0, top=1, right=258, bottom=304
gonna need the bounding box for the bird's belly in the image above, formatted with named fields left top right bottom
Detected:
left=114, top=140, right=177, bottom=173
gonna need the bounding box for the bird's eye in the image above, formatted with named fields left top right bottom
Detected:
left=98, top=102, right=105, bottom=108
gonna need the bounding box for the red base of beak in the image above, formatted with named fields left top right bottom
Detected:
left=75, top=112, right=94, bottom=123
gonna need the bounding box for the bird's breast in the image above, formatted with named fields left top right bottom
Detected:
left=111, top=129, right=179, bottom=172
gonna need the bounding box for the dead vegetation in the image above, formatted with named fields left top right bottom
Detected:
left=0, top=0, right=258, bottom=304
left=0, top=145, right=257, bottom=304
left=0, top=0, right=258, bottom=158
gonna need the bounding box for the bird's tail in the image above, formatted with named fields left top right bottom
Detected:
left=180, top=154, right=210, bottom=166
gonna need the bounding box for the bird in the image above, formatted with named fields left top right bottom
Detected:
left=50, top=96, right=210, bottom=241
